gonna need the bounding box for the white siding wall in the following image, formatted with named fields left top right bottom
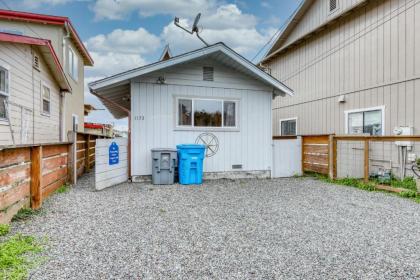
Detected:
left=268, top=0, right=420, bottom=178
left=0, top=42, right=61, bottom=145
left=130, top=59, right=273, bottom=176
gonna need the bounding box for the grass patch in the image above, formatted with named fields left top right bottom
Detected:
left=308, top=172, right=419, bottom=203
left=55, top=184, right=70, bottom=194
left=0, top=225, right=10, bottom=237
left=0, top=234, right=43, bottom=280
left=390, top=176, right=417, bottom=191
left=11, top=208, right=42, bottom=222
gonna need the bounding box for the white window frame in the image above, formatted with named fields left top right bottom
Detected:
left=279, top=117, right=298, bottom=136
left=41, top=81, right=51, bottom=116
left=175, top=97, right=239, bottom=131
left=344, top=106, right=385, bottom=136
left=68, top=46, right=78, bottom=82
left=0, top=63, right=11, bottom=122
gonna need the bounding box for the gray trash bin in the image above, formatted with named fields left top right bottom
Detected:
left=151, top=148, right=177, bottom=185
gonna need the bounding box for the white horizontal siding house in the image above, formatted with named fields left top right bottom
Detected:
left=89, top=43, right=293, bottom=181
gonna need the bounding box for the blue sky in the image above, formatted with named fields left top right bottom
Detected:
left=2, top=0, right=301, bottom=130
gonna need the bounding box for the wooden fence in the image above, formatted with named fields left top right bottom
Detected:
left=274, top=134, right=420, bottom=182
left=73, top=132, right=108, bottom=179
left=301, top=135, right=331, bottom=175
left=0, top=132, right=110, bottom=224
left=331, top=135, right=420, bottom=182
left=0, top=143, right=70, bottom=223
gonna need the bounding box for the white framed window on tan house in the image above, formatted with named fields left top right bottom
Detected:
left=279, top=117, right=297, bottom=136
left=68, top=46, right=78, bottom=82
left=0, top=64, right=10, bottom=121
left=41, top=82, right=51, bottom=116
left=345, top=106, right=384, bottom=136
left=176, top=97, right=238, bottom=130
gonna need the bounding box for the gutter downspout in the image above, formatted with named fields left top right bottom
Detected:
left=90, top=89, right=132, bottom=180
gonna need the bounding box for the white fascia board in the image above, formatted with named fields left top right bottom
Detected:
left=89, top=43, right=294, bottom=96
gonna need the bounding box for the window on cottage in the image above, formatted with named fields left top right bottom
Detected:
left=0, top=66, right=9, bottom=120
left=178, top=99, right=192, bottom=126
left=68, top=47, right=78, bottom=81
left=177, top=98, right=237, bottom=128
left=347, top=109, right=382, bottom=135
left=280, top=119, right=297, bottom=136
left=42, top=85, right=51, bottom=115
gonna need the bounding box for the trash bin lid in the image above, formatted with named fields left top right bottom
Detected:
left=151, top=148, right=177, bottom=152
left=176, top=144, right=206, bottom=149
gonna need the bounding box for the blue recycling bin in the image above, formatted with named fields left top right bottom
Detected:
left=176, top=144, right=206, bottom=185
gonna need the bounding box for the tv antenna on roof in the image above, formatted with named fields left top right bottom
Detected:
left=174, top=13, right=209, bottom=46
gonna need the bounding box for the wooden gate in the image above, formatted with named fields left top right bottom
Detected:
left=302, top=135, right=330, bottom=175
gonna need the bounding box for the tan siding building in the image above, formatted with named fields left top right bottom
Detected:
left=0, top=34, right=71, bottom=145
left=0, top=10, right=94, bottom=137
left=262, top=0, right=420, bottom=177
left=264, top=0, right=420, bottom=136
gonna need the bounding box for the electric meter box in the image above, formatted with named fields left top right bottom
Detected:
left=393, top=126, right=414, bottom=147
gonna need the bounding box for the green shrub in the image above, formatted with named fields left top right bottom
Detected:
left=398, top=190, right=417, bottom=198
left=391, top=176, right=417, bottom=191
left=55, top=184, right=70, bottom=194
left=11, top=208, right=41, bottom=222
left=0, top=234, right=43, bottom=280
left=0, top=224, right=10, bottom=237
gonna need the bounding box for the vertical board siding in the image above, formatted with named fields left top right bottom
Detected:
left=269, top=0, right=420, bottom=178
left=131, top=60, right=273, bottom=176
left=270, top=0, right=420, bottom=136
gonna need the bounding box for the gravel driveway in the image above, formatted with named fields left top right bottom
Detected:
left=13, top=174, right=420, bottom=280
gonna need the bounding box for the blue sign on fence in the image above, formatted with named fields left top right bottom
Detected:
left=109, top=142, right=119, bottom=165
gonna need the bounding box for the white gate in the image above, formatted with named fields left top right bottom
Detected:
left=272, top=137, right=302, bottom=178
left=95, top=138, right=128, bottom=190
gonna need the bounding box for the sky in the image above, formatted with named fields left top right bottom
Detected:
left=1, top=0, right=301, bottom=131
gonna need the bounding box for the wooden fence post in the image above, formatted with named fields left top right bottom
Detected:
left=364, top=139, right=369, bottom=183
left=30, top=146, right=42, bottom=209
left=85, top=134, right=90, bottom=172
left=329, top=135, right=337, bottom=180
left=67, top=131, right=77, bottom=185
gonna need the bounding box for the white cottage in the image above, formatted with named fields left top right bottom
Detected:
left=89, top=43, right=293, bottom=181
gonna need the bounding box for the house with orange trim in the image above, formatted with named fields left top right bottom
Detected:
left=0, top=9, right=93, bottom=145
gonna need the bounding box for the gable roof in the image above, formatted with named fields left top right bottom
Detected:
left=261, top=0, right=367, bottom=63
left=0, top=32, right=71, bottom=91
left=159, top=44, right=172, bottom=61
left=89, top=43, right=293, bottom=119
left=0, top=9, right=94, bottom=66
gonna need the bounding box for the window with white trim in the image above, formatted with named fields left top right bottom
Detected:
left=177, top=98, right=237, bottom=128
left=41, top=84, right=51, bottom=115
left=68, top=47, right=78, bottom=81
left=346, top=107, right=383, bottom=135
left=0, top=65, right=9, bottom=120
left=280, top=118, right=297, bottom=136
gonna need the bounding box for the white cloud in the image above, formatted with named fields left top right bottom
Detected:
left=201, top=4, right=257, bottom=30
left=161, top=5, right=274, bottom=59
left=92, top=0, right=215, bottom=20
left=21, top=0, right=89, bottom=8
left=86, top=27, right=161, bottom=55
